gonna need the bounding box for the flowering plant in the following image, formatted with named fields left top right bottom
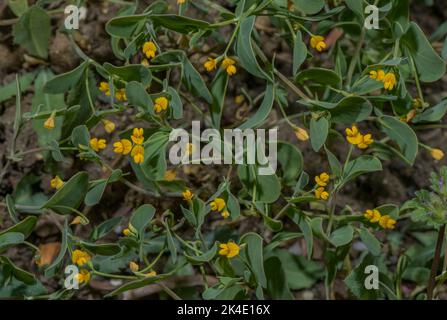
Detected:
left=1, top=0, right=447, bottom=300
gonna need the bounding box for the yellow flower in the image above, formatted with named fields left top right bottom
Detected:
left=182, top=189, right=193, bottom=201
left=364, top=209, right=381, bottom=223
left=226, top=65, right=237, bottom=76
left=431, top=148, right=444, bottom=160
left=357, top=133, right=374, bottom=149
left=76, top=269, right=91, bottom=284
left=210, top=198, right=226, bottom=212
left=129, top=261, right=139, bottom=272
left=204, top=57, right=217, bottom=72
left=310, top=35, right=326, bottom=52
left=379, top=215, right=396, bottom=229
left=123, top=228, right=131, bottom=236
left=102, top=119, right=116, bottom=133
left=369, top=70, right=378, bottom=79
left=235, top=95, right=245, bottom=105
left=164, top=169, right=176, bottom=181
left=221, top=210, right=230, bottom=219
left=141, top=58, right=149, bottom=66
left=145, top=271, right=157, bottom=277
left=113, top=139, right=132, bottom=155
left=90, top=138, right=107, bottom=152
left=50, top=175, right=64, bottom=189
left=99, top=82, right=110, bottom=96
left=315, top=187, right=329, bottom=200
left=154, top=96, right=169, bottom=113
left=345, top=125, right=363, bottom=145
left=177, top=0, right=186, bottom=4
left=131, top=145, right=145, bottom=164
left=115, top=88, right=127, bottom=101
left=221, top=58, right=237, bottom=76
left=383, top=72, right=397, bottom=91
left=72, top=249, right=91, bottom=266
left=294, top=127, right=309, bottom=141
left=142, top=41, right=157, bottom=59
left=131, top=128, right=144, bottom=145
left=315, top=172, right=330, bottom=187
left=44, top=114, right=55, bottom=130
left=219, top=241, right=240, bottom=258
left=70, top=216, right=83, bottom=225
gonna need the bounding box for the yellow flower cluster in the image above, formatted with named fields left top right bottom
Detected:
left=72, top=249, right=91, bottom=266
left=98, top=82, right=127, bottom=101
left=113, top=128, right=146, bottom=164
left=219, top=241, right=240, bottom=258
left=310, top=35, right=326, bottom=52
left=142, top=41, right=157, bottom=59
left=345, top=125, right=373, bottom=149
left=369, top=70, right=397, bottom=91
left=50, top=175, right=64, bottom=190
left=182, top=189, right=194, bottom=201
left=204, top=57, right=237, bottom=76
left=90, top=138, right=107, bottom=152
left=210, top=197, right=230, bottom=218
left=154, top=96, right=169, bottom=114
left=314, top=172, right=330, bottom=200
left=364, top=209, right=397, bottom=229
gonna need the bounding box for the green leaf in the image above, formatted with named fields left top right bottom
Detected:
left=310, top=117, right=329, bottom=152
left=358, top=227, right=381, bottom=256
left=325, top=146, right=342, bottom=177
left=166, top=86, right=183, bottom=119
left=106, top=14, right=147, bottom=38
left=293, top=0, right=325, bottom=15
left=151, top=14, right=210, bottom=34
left=277, top=142, right=303, bottom=183
left=241, top=232, right=267, bottom=288
left=341, top=156, right=382, bottom=188
left=129, top=204, right=156, bottom=235
left=401, top=22, right=446, bottom=83
left=308, top=96, right=373, bottom=124
left=293, top=31, right=307, bottom=76
left=12, top=5, right=51, bottom=59
left=42, top=172, right=89, bottom=215
left=296, top=68, right=342, bottom=87
left=43, top=61, right=89, bottom=94
left=71, top=125, right=90, bottom=148
left=91, top=216, right=123, bottom=241
left=0, top=232, right=24, bottom=250
left=165, top=226, right=177, bottom=264
left=412, top=99, right=447, bottom=123
left=126, top=81, right=154, bottom=115
left=264, top=256, right=293, bottom=299
left=0, top=256, right=36, bottom=285
left=238, top=84, right=275, bottom=129
left=184, top=242, right=218, bottom=265
left=0, top=216, right=37, bottom=239
left=236, top=16, right=272, bottom=81
left=210, top=69, right=228, bottom=129
left=329, top=225, right=354, bottom=247
left=103, top=63, right=152, bottom=85
left=45, top=220, right=69, bottom=277
left=80, top=242, right=121, bottom=256
left=8, top=0, right=29, bottom=17
left=344, top=0, right=364, bottom=18
left=378, top=115, right=418, bottom=164
left=0, top=71, right=36, bottom=103
left=237, top=165, right=281, bottom=203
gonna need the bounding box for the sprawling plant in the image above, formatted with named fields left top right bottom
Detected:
left=1, top=0, right=447, bottom=300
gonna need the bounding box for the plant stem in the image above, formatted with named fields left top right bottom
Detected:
left=427, top=224, right=446, bottom=300
left=346, top=28, right=366, bottom=88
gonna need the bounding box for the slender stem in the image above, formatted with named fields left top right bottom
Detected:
left=427, top=224, right=446, bottom=300
left=346, top=28, right=366, bottom=88
left=158, top=282, right=182, bottom=300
